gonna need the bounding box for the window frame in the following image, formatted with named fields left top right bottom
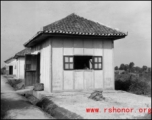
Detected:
left=63, top=56, right=74, bottom=70
left=92, top=56, right=103, bottom=70
left=63, top=56, right=103, bottom=70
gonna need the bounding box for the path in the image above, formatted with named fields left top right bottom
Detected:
left=1, top=75, right=54, bottom=119
left=45, top=89, right=151, bottom=119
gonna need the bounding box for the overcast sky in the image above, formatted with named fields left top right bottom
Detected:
left=1, top=1, right=151, bottom=68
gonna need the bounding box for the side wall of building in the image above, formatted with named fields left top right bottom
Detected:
left=16, top=57, right=25, bottom=79
left=31, top=39, right=51, bottom=92
left=51, top=37, right=114, bottom=92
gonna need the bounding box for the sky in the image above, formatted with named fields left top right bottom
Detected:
left=1, top=1, right=151, bottom=68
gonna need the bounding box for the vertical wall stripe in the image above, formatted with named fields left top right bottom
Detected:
left=50, top=39, right=53, bottom=92
left=102, top=40, right=105, bottom=89
left=73, top=39, right=75, bottom=90
left=62, top=39, right=64, bottom=91
left=93, top=39, right=95, bottom=89
left=49, top=39, right=52, bottom=92
left=112, top=40, right=115, bottom=90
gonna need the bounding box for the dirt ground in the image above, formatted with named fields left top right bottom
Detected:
left=1, top=75, right=54, bottom=119
left=46, top=91, right=151, bottom=119
left=2, top=75, right=151, bottom=119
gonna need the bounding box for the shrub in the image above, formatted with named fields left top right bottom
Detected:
left=7, top=79, right=24, bottom=90
left=115, top=73, right=151, bottom=96
left=115, top=73, right=132, bottom=91
left=128, top=80, right=151, bottom=96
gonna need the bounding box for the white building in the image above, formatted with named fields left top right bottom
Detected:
left=14, top=48, right=31, bottom=80
left=24, top=13, right=127, bottom=93
left=4, top=57, right=17, bottom=76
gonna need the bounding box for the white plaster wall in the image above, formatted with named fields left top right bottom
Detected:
left=13, top=59, right=17, bottom=75
left=40, top=39, right=51, bottom=92
left=52, top=38, right=63, bottom=91
left=103, top=40, right=114, bottom=89
left=16, top=57, right=25, bottom=79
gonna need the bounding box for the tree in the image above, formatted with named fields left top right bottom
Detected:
left=119, top=64, right=125, bottom=70
left=134, top=66, right=141, bottom=73
left=115, top=66, right=119, bottom=70
left=129, top=62, right=135, bottom=72
left=148, top=67, right=151, bottom=73
left=124, top=64, right=129, bottom=71
left=142, top=66, right=148, bottom=72
left=1, top=67, right=6, bottom=75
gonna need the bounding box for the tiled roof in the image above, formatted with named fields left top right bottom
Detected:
left=24, top=13, right=127, bottom=47
left=43, top=13, right=126, bottom=36
left=14, top=48, right=31, bottom=58
left=4, top=57, right=14, bottom=63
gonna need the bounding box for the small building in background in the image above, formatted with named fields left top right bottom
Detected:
left=4, top=57, right=17, bottom=76
left=14, top=48, right=31, bottom=80
left=24, top=13, right=127, bottom=93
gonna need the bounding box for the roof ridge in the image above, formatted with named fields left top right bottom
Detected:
left=43, top=13, right=80, bottom=29
left=4, top=57, right=15, bottom=63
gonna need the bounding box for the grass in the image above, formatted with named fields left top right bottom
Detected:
left=7, top=79, right=25, bottom=90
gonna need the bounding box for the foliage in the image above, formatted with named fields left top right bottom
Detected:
left=1, top=67, right=6, bottom=75
left=7, top=79, right=24, bottom=90
left=129, top=62, right=135, bottom=72
left=142, top=65, right=148, bottom=72
left=115, top=72, right=151, bottom=96
left=124, top=64, right=129, bottom=71
left=115, top=66, right=119, bottom=70
left=117, top=62, right=151, bottom=74
left=119, top=64, right=125, bottom=70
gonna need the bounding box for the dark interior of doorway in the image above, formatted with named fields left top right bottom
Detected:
left=9, top=66, right=13, bottom=75
left=37, top=53, right=40, bottom=83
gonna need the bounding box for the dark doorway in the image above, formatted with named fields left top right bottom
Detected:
left=25, top=54, right=40, bottom=86
left=37, top=53, right=41, bottom=83
left=9, top=66, right=13, bottom=75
